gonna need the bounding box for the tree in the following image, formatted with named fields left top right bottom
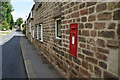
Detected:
left=9, top=14, right=14, bottom=29
left=16, top=18, right=23, bottom=26
left=0, top=1, right=14, bottom=30
left=16, top=18, right=23, bottom=31
left=22, top=23, right=26, bottom=34
left=2, top=19, right=9, bottom=30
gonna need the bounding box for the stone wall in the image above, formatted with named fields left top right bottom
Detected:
left=27, top=2, right=120, bottom=78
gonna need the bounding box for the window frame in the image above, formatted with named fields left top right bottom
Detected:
left=29, top=22, right=31, bottom=33
left=55, top=18, right=61, bottom=40
left=39, top=24, right=43, bottom=42
left=36, top=25, right=39, bottom=40
left=32, top=28, right=34, bottom=38
left=30, top=10, right=34, bottom=18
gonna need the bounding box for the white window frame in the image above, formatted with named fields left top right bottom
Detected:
left=30, top=11, right=34, bottom=18
left=55, top=18, right=61, bottom=40
left=39, top=24, right=43, bottom=42
left=32, top=29, right=34, bottom=38
left=31, top=11, right=32, bottom=18
left=36, top=25, right=39, bottom=40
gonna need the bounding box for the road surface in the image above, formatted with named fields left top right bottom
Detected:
left=1, top=30, right=27, bottom=78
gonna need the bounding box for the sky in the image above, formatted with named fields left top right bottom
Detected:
left=11, top=0, right=34, bottom=22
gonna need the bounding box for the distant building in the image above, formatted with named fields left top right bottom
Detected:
left=26, top=4, right=35, bottom=42
left=26, top=2, right=119, bottom=78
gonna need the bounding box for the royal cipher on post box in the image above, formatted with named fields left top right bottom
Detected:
left=69, top=23, right=78, bottom=57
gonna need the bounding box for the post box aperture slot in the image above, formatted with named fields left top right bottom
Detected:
left=71, top=28, right=76, bottom=30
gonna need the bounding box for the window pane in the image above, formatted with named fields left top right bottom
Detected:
left=39, top=24, right=43, bottom=42
left=36, top=25, right=39, bottom=40
left=57, top=20, right=61, bottom=38
left=39, top=25, right=41, bottom=40
left=36, top=25, right=37, bottom=38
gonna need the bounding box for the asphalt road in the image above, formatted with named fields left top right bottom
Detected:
left=2, top=31, right=27, bottom=79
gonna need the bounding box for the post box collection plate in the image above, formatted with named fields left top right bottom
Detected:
left=69, top=23, right=78, bottom=57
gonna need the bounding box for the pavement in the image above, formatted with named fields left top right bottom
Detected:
left=2, top=30, right=27, bottom=79
left=20, top=36, right=63, bottom=78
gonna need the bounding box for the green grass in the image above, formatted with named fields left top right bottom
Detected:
left=1, top=31, right=10, bottom=34
left=0, top=35, right=3, bottom=37
left=0, top=31, right=11, bottom=37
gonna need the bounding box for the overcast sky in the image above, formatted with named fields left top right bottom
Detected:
left=11, top=0, right=34, bottom=22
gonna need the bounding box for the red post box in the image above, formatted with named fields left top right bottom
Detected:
left=69, top=23, right=78, bottom=57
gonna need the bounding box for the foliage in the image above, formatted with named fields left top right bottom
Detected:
left=22, top=23, right=26, bottom=34
left=2, top=19, right=9, bottom=30
left=9, top=14, right=14, bottom=29
left=23, top=27, right=26, bottom=34
left=16, top=18, right=23, bottom=26
left=22, top=23, right=25, bottom=28
left=0, top=1, right=14, bottom=30
left=0, top=23, right=2, bottom=30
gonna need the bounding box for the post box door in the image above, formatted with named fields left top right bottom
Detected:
left=69, top=23, right=78, bottom=57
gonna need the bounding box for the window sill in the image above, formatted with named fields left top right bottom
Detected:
left=56, top=37, right=61, bottom=40
left=40, top=40, right=43, bottom=42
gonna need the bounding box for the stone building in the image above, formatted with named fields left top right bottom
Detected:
left=26, top=2, right=120, bottom=78
left=26, top=4, right=35, bottom=43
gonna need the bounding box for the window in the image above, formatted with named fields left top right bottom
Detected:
left=39, top=24, right=43, bottom=42
left=55, top=19, right=61, bottom=39
left=32, top=29, right=34, bottom=38
left=36, top=25, right=39, bottom=40
left=30, top=11, right=34, bottom=18
left=29, top=22, right=31, bottom=33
